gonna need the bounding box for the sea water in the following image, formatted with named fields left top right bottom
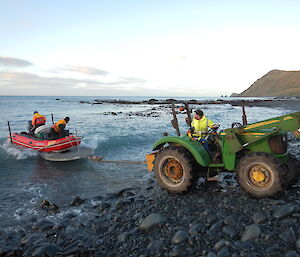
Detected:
left=0, top=96, right=297, bottom=228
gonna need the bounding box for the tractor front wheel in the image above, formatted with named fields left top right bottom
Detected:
left=153, top=147, right=194, bottom=193
left=237, top=152, right=282, bottom=198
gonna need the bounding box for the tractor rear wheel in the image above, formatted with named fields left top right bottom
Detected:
left=153, top=147, right=195, bottom=193
left=237, top=152, right=282, bottom=198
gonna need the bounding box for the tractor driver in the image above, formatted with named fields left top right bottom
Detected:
left=190, top=109, right=219, bottom=154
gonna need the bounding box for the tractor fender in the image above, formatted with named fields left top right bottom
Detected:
left=152, top=136, right=211, bottom=167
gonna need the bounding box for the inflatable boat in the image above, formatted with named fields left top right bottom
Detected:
left=10, top=132, right=82, bottom=152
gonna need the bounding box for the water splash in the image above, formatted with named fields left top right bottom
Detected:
left=1, top=139, right=38, bottom=160
left=81, top=134, right=108, bottom=150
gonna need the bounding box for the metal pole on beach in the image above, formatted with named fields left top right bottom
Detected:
left=7, top=121, right=13, bottom=144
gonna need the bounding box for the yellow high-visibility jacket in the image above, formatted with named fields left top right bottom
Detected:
left=191, top=116, right=215, bottom=138
left=32, top=113, right=46, bottom=126
left=52, top=119, right=66, bottom=133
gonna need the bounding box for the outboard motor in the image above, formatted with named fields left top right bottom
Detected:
left=27, top=120, right=33, bottom=133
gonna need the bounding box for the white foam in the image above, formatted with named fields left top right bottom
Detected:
left=1, top=140, right=38, bottom=160
left=81, top=134, right=107, bottom=150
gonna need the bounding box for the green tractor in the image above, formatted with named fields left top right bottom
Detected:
left=146, top=103, right=300, bottom=198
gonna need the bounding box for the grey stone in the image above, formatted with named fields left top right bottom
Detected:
left=99, top=202, right=111, bottom=212
left=93, top=223, right=108, bottom=234
left=172, top=230, right=189, bottom=244
left=296, top=238, right=300, bottom=248
left=115, top=199, right=132, bottom=210
left=214, top=239, right=226, bottom=251
left=63, top=242, right=80, bottom=256
left=69, top=196, right=85, bottom=206
left=210, top=219, right=224, bottom=233
left=140, top=213, right=166, bottom=232
left=253, top=212, right=266, bottom=223
left=189, top=223, right=206, bottom=236
left=34, top=220, right=54, bottom=231
left=118, top=232, right=130, bottom=242
left=241, top=224, right=261, bottom=241
left=265, top=244, right=280, bottom=256
left=273, top=205, right=295, bottom=219
left=217, top=248, right=229, bottom=257
left=222, top=226, right=237, bottom=238
left=224, top=215, right=235, bottom=225
left=32, top=244, right=62, bottom=257
left=170, top=246, right=187, bottom=257
left=279, top=228, right=297, bottom=244
left=284, top=250, right=300, bottom=257
left=147, top=240, right=163, bottom=254
left=207, top=252, right=217, bottom=257
left=207, top=214, right=217, bottom=223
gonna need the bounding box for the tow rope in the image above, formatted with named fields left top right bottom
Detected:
left=88, top=155, right=146, bottom=164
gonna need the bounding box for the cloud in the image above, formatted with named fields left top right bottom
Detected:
left=0, top=57, right=33, bottom=67
left=118, top=76, right=148, bottom=84
left=57, top=65, right=110, bottom=76
left=0, top=71, right=147, bottom=88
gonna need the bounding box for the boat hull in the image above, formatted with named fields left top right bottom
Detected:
left=10, top=133, right=81, bottom=152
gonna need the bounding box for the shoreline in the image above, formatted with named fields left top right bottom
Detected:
left=1, top=145, right=299, bottom=257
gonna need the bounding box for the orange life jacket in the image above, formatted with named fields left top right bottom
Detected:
left=52, top=119, right=67, bottom=133
left=32, top=113, right=46, bottom=126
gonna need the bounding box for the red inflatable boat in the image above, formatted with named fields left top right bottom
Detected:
left=10, top=132, right=82, bottom=152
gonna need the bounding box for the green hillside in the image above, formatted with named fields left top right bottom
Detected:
left=233, top=70, right=300, bottom=97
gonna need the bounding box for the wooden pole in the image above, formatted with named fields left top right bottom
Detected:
left=7, top=121, right=13, bottom=144
left=242, top=105, right=248, bottom=125
left=171, top=103, right=180, bottom=136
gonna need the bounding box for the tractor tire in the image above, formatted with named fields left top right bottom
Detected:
left=153, top=147, right=195, bottom=193
left=281, top=154, right=300, bottom=188
left=237, top=152, right=282, bottom=198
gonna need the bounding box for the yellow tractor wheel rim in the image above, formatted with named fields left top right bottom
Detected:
left=164, top=159, right=183, bottom=182
left=251, top=170, right=266, bottom=182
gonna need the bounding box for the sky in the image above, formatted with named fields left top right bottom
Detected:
left=1, top=0, right=300, bottom=97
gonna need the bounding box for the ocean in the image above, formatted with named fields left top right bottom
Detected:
left=0, top=96, right=297, bottom=229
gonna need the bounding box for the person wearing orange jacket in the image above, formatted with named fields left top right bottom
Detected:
left=49, top=117, right=70, bottom=139
left=31, top=111, right=46, bottom=133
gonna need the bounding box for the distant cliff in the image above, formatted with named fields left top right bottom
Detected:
left=231, top=70, right=300, bottom=97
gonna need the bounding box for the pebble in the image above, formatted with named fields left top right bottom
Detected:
left=296, top=238, right=300, bottom=248
left=222, top=226, right=237, bottom=238
left=170, top=246, right=187, bottom=257
left=69, top=196, right=85, bottom=206
left=252, top=212, right=266, bottom=223
left=171, top=230, right=189, bottom=244
left=273, top=204, right=295, bottom=219
left=189, top=223, right=205, bottom=236
left=279, top=228, right=297, bottom=244
left=241, top=224, right=261, bottom=241
left=139, top=213, right=166, bottom=232
left=32, top=244, right=62, bottom=257
left=284, top=250, right=300, bottom=257
left=214, top=239, right=226, bottom=251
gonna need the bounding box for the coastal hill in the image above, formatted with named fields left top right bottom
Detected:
left=231, top=70, right=300, bottom=97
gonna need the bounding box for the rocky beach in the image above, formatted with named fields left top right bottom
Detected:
left=0, top=98, right=299, bottom=257
left=1, top=154, right=299, bottom=257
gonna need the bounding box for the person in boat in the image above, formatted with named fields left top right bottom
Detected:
left=29, top=111, right=46, bottom=134
left=190, top=109, right=219, bottom=155
left=49, top=117, right=70, bottom=139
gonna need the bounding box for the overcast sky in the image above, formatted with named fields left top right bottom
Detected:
left=1, top=0, right=300, bottom=97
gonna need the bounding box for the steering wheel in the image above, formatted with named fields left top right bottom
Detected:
left=231, top=122, right=243, bottom=128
